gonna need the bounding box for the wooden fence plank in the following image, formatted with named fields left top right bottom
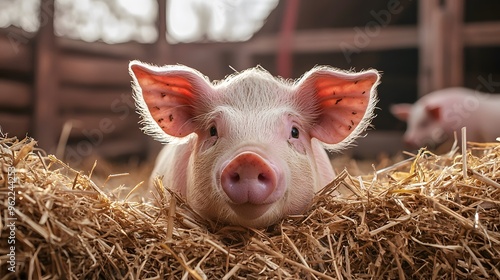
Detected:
left=243, top=26, right=419, bottom=54
left=59, top=85, right=133, bottom=112
left=463, top=21, right=500, bottom=47
left=58, top=55, right=130, bottom=86
left=0, top=28, right=33, bottom=73
left=58, top=37, right=149, bottom=60
left=0, top=80, right=31, bottom=109
left=0, top=113, right=30, bottom=137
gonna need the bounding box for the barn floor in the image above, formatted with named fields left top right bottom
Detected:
left=1, top=135, right=499, bottom=279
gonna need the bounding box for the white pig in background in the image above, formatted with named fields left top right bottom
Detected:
left=391, top=87, right=500, bottom=149
left=129, top=61, right=380, bottom=227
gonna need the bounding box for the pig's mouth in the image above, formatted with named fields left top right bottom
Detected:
left=227, top=202, right=275, bottom=220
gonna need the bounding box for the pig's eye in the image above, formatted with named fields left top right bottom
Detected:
left=291, top=126, right=299, bottom=138
left=209, top=126, right=218, bottom=137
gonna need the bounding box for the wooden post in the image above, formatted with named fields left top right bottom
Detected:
left=418, top=0, right=464, bottom=97
left=446, top=0, right=464, bottom=87
left=432, top=1, right=446, bottom=91
left=33, top=0, right=58, bottom=151
left=418, top=0, right=434, bottom=97
left=154, top=0, right=169, bottom=65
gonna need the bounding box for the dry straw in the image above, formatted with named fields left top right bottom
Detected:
left=1, top=134, right=499, bottom=279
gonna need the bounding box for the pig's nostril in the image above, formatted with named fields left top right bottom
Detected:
left=258, top=173, right=267, bottom=182
left=230, top=173, right=240, bottom=182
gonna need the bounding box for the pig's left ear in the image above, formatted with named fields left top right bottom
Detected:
left=129, top=61, right=213, bottom=144
left=425, top=104, right=441, bottom=120
left=390, top=103, right=412, bottom=121
left=295, top=67, right=380, bottom=152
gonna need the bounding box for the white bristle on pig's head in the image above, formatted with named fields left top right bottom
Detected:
left=129, top=61, right=380, bottom=152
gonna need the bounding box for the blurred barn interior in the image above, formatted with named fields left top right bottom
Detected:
left=1, top=0, right=500, bottom=172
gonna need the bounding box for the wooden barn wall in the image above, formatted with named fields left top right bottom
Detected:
left=1, top=0, right=500, bottom=165
left=57, top=41, right=150, bottom=165
left=0, top=25, right=239, bottom=166
left=0, top=26, right=159, bottom=166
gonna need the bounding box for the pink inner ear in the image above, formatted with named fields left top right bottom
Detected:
left=131, top=65, right=202, bottom=138
left=426, top=105, right=441, bottom=120
left=304, top=71, right=378, bottom=145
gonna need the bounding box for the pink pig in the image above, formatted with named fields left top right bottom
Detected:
left=129, top=61, right=380, bottom=227
left=391, top=87, right=500, bottom=149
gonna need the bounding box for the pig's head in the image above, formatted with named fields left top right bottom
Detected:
left=130, top=61, right=379, bottom=227
left=390, top=99, right=448, bottom=148
left=391, top=102, right=447, bottom=149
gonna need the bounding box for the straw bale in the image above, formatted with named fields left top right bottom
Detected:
left=1, top=135, right=499, bottom=279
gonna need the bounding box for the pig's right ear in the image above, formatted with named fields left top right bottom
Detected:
left=129, top=61, right=213, bottom=144
left=390, top=104, right=412, bottom=121
left=294, top=67, right=380, bottom=152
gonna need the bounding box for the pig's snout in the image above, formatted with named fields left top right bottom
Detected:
left=221, top=152, right=279, bottom=205
left=403, top=137, right=417, bottom=149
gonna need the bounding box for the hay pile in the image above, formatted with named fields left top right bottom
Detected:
left=1, top=135, right=499, bottom=279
